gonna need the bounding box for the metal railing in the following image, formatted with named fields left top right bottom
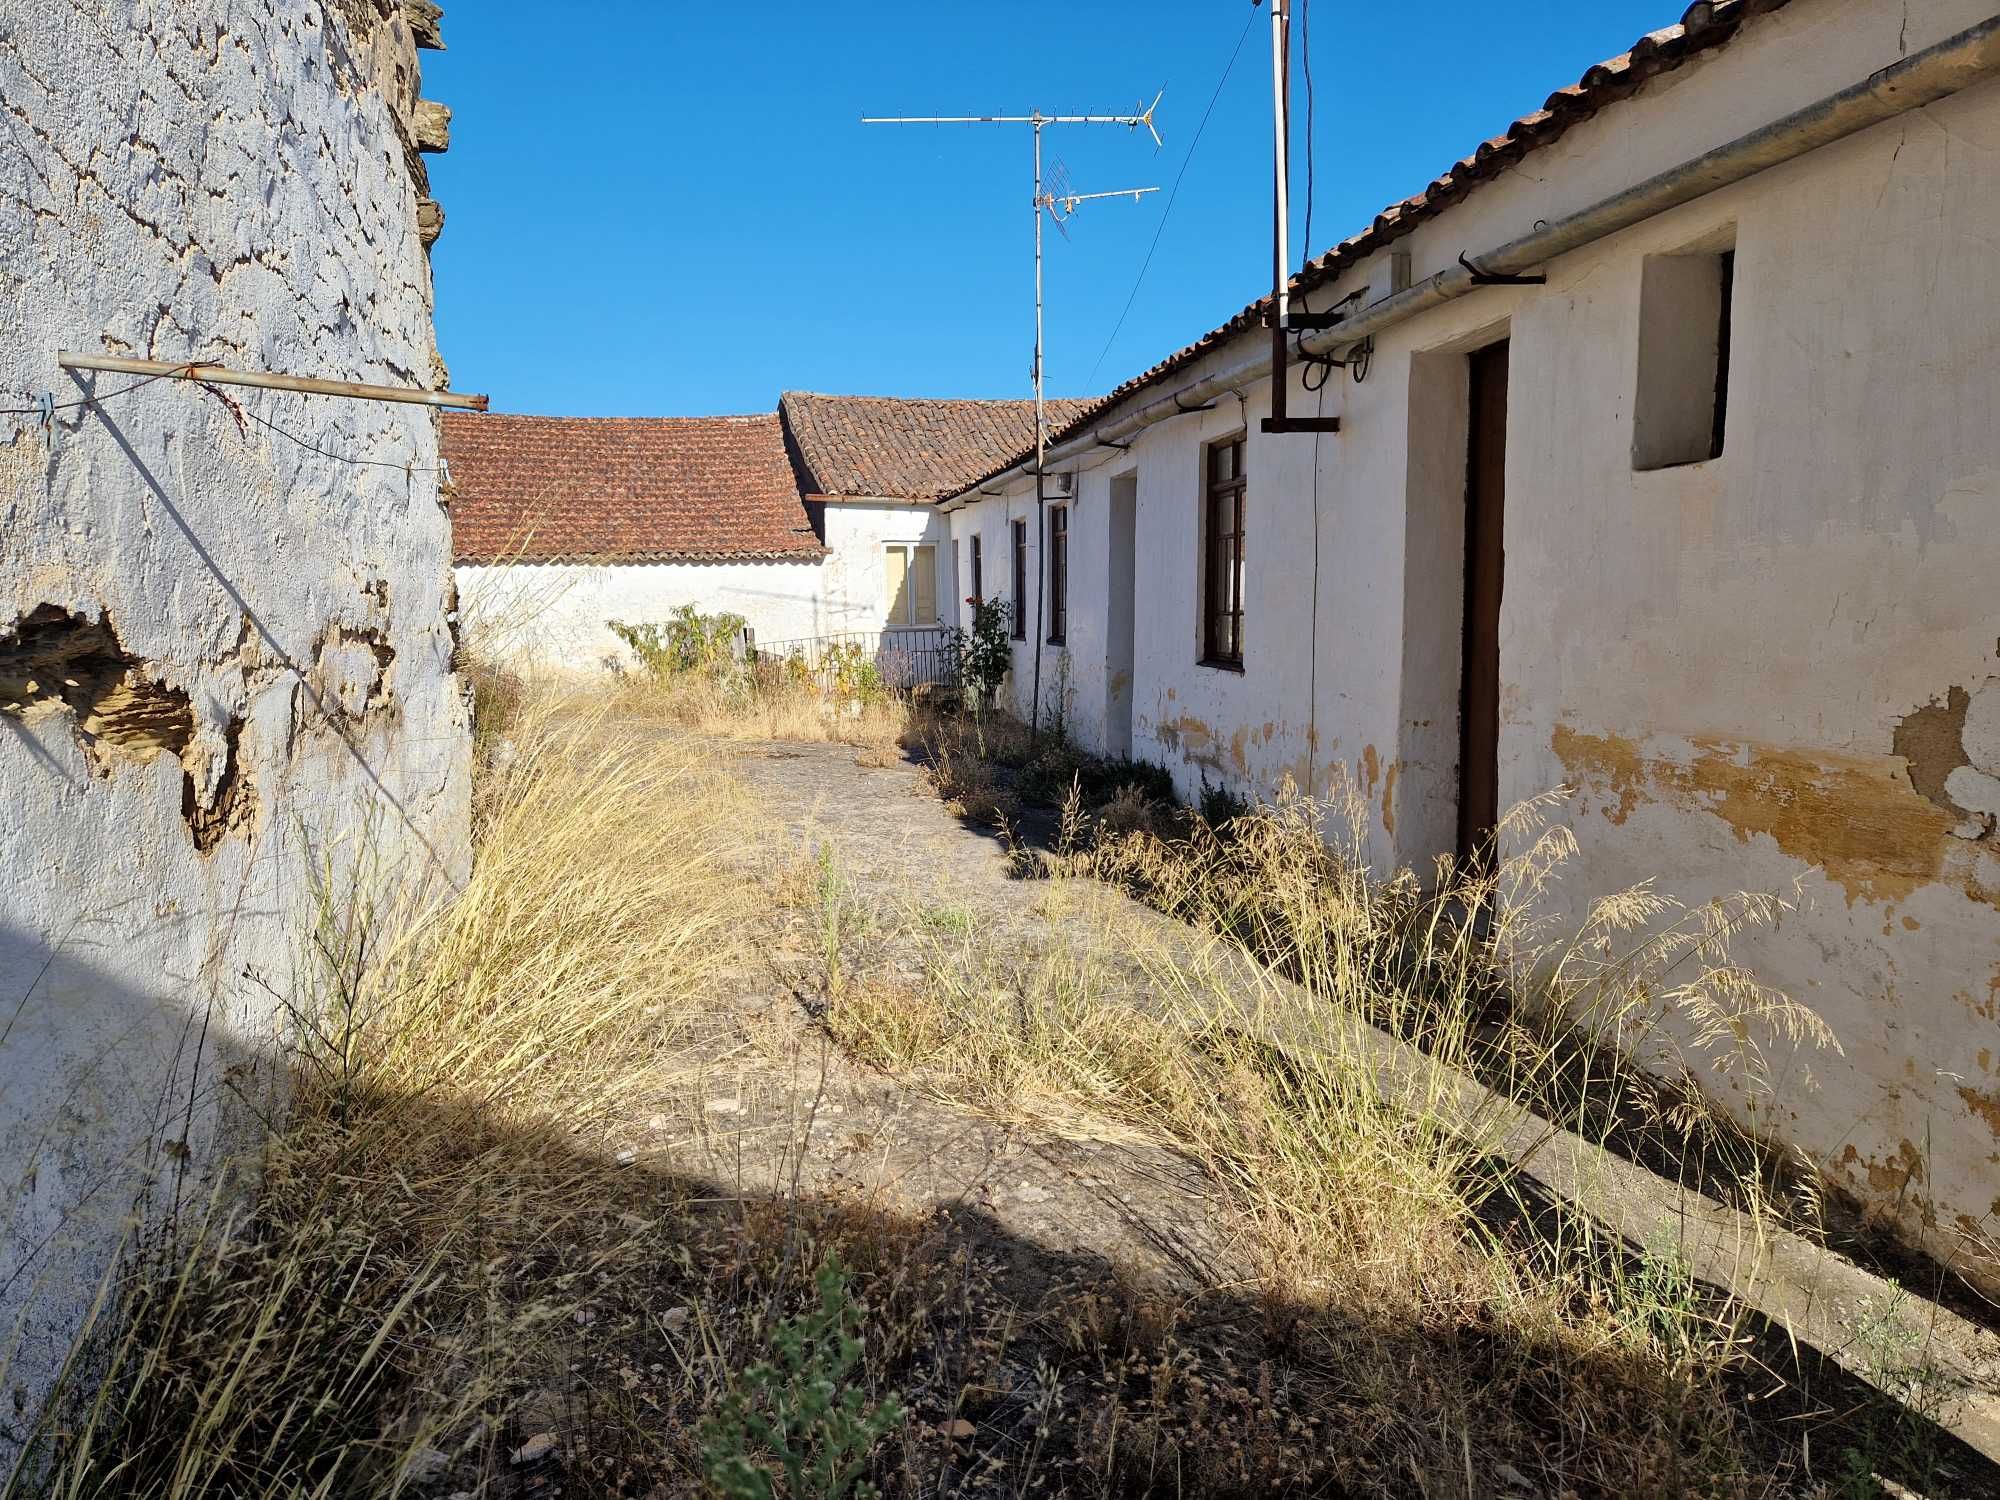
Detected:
left=748, top=626, right=961, bottom=695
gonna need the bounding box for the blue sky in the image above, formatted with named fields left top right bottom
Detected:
left=424, top=1, right=1679, bottom=416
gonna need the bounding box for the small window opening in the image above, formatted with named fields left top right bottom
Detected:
left=1633, top=243, right=1735, bottom=471
left=1046, top=506, right=1069, bottom=644
left=1010, top=519, right=1028, bottom=640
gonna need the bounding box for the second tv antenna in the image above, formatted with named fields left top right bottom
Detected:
left=862, top=94, right=1163, bottom=737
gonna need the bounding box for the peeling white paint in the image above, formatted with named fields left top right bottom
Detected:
left=0, top=1, right=469, bottom=1425
left=948, top=0, right=2000, bottom=1282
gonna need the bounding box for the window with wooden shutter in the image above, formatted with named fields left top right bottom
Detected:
left=1202, top=436, right=1246, bottom=668
left=1010, top=519, right=1028, bottom=640
left=885, top=545, right=911, bottom=624
left=913, top=544, right=937, bottom=623
left=970, top=535, right=983, bottom=604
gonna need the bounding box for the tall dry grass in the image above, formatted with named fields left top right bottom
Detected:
left=820, top=773, right=1845, bottom=1493
left=4, top=691, right=752, bottom=1499
left=606, top=667, right=918, bottom=754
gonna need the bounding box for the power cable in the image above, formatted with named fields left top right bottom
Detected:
left=0, top=371, right=177, bottom=417
left=1083, top=5, right=1259, bottom=390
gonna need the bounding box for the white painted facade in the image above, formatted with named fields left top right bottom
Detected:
left=948, top=0, right=2000, bottom=1280
left=458, top=499, right=955, bottom=671
left=0, top=1, right=469, bottom=1422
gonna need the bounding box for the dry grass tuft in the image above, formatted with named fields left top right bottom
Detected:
left=609, top=668, right=917, bottom=752
left=7, top=691, right=753, bottom=1499
left=814, top=766, right=1841, bottom=1493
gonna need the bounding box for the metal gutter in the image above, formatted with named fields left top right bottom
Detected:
left=951, top=13, right=2000, bottom=502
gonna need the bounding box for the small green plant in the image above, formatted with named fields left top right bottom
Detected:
left=1197, top=771, right=1249, bottom=828
left=947, top=597, right=1013, bottom=710
left=1832, top=1288, right=1961, bottom=1495
left=610, top=605, right=747, bottom=679
left=824, top=641, right=887, bottom=706
left=699, top=1258, right=902, bottom=1500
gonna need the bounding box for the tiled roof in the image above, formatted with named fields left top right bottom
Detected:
left=951, top=0, right=1795, bottom=496
left=780, top=392, right=1096, bottom=502
left=443, top=412, right=825, bottom=565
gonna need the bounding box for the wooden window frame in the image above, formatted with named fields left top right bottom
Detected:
left=885, top=542, right=937, bottom=626
left=1201, top=434, right=1247, bottom=670
left=1046, top=505, right=1068, bottom=645
left=969, top=533, right=983, bottom=605
left=1010, top=518, right=1028, bottom=640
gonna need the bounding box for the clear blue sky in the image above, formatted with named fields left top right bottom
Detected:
left=424, top=1, right=1678, bottom=416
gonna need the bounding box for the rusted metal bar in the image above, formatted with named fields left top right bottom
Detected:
left=57, top=353, right=490, bottom=412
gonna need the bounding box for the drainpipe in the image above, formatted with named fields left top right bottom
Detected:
left=997, top=14, right=2000, bottom=479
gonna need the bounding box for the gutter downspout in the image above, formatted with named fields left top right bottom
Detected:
left=969, top=14, right=2000, bottom=490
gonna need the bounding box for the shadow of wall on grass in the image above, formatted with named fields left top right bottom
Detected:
left=13, top=1044, right=1987, bottom=1500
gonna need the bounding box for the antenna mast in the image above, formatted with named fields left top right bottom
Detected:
left=864, top=94, right=1163, bottom=738
left=1259, top=0, right=1342, bottom=435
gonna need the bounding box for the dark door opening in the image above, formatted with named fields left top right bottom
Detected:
left=1458, top=339, right=1509, bottom=874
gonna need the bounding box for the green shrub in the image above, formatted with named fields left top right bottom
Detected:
left=609, top=605, right=746, bottom=679
left=825, top=642, right=886, bottom=706
left=946, top=597, right=1012, bottom=709
left=699, top=1258, right=902, bottom=1500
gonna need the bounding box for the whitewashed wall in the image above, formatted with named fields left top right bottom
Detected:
left=458, top=559, right=829, bottom=671
left=460, top=501, right=955, bottom=672
left=819, top=500, right=953, bottom=637
left=949, top=0, right=2000, bottom=1282
left=0, top=0, right=470, bottom=1424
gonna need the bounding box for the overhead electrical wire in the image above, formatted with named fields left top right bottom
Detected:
left=1083, top=5, right=1260, bottom=391
left=8, top=368, right=448, bottom=479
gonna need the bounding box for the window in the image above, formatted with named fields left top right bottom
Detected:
left=1010, top=519, right=1027, bottom=640
left=1046, top=506, right=1068, bottom=644
left=1633, top=243, right=1735, bottom=471
left=885, top=543, right=937, bottom=625
left=970, top=534, right=983, bottom=604
left=1202, top=435, right=1246, bottom=667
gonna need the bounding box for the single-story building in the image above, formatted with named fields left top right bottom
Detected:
left=445, top=393, right=1083, bottom=674
left=942, top=0, right=2000, bottom=1283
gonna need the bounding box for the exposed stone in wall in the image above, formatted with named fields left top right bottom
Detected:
left=0, top=606, right=193, bottom=771
left=0, top=0, right=470, bottom=1442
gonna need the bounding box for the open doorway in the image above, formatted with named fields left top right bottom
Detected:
left=1457, top=339, right=1509, bottom=873
left=1105, top=473, right=1138, bottom=759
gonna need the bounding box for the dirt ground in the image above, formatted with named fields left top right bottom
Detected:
left=629, top=737, right=1242, bottom=1301
left=488, top=731, right=1998, bottom=1499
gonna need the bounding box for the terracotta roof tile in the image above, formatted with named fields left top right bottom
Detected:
left=443, top=412, right=825, bottom=565
left=780, top=392, right=1095, bottom=502
left=951, top=0, right=1794, bottom=496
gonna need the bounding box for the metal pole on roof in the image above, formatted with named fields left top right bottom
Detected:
left=862, top=96, right=1163, bottom=743
left=1255, top=1, right=1339, bottom=437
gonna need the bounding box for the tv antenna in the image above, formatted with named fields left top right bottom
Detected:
left=862, top=94, right=1163, bottom=737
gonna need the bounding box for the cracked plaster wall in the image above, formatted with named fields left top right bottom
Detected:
left=951, top=0, right=2000, bottom=1285
left=0, top=0, right=469, bottom=1426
